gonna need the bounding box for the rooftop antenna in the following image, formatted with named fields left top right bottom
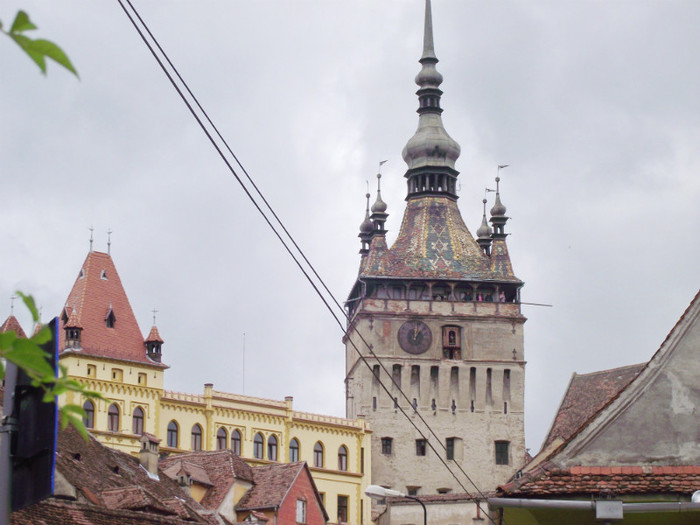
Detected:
left=107, top=228, right=112, bottom=255
left=89, top=225, right=94, bottom=252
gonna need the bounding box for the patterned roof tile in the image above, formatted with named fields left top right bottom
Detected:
left=0, top=314, right=27, bottom=338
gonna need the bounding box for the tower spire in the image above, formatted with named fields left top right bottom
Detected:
left=402, top=0, right=461, bottom=200
left=370, top=169, right=389, bottom=236
left=477, top=198, right=493, bottom=256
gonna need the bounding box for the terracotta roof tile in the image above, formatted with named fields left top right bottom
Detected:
left=0, top=314, right=27, bottom=338
left=146, top=325, right=164, bottom=343
left=499, top=462, right=700, bottom=497
left=235, top=462, right=305, bottom=511
left=58, top=251, right=166, bottom=367
left=160, top=450, right=254, bottom=510
left=541, top=363, right=645, bottom=450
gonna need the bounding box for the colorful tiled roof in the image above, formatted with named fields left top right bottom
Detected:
left=235, top=462, right=305, bottom=511
left=0, top=314, right=27, bottom=338
left=500, top=462, right=700, bottom=497
left=161, top=450, right=254, bottom=511
left=541, top=363, right=645, bottom=450
left=58, top=251, right=166, bottom=367
left=361, top=197, right=520, bottom=282
left=146, top=325, right=164, bottom=343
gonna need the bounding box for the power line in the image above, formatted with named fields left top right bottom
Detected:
left=115, top=2, right=507, bottom=522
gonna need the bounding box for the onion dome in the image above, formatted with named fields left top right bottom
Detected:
left=371, top=175, right=388, bottom=213
left=360, top=193, right=373, bottom=234
left=490, top=176, right=507, bottom=217
left=477, top=200, right=493, bottom=239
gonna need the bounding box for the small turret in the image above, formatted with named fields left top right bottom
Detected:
left=64, top=307, right=83, bottom=349
left=476, top=199, right=493, bottom=256
left=489, top=176, right=509, bottom=238
left=370, top=173, right=389, bottom=236
left=145, top=325, right=164, bottom=363
left=359, top=193, right=373, bottom=255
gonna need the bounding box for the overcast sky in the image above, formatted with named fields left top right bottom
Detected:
left=2, top=0, right=699, bottom=466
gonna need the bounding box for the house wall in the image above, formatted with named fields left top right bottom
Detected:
left=277, top=468, right=327, bottom=525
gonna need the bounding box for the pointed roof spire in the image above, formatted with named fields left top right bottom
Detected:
left=421, top=0, right=437, bottom=62
left=371, top=173, right=388, bottom=214
left=402, top=0, right=461, bottom=199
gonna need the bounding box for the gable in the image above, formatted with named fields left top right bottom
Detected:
left=557, top=291, right=700, bottom=467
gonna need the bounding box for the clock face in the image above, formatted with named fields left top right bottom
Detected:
left=398, top=320, right=432, bottom=355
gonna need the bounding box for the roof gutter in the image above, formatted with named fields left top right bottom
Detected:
left=489, top=498, right=700, bottom=514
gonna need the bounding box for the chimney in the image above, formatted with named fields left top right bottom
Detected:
left=139, top=433, right=161, bottom=476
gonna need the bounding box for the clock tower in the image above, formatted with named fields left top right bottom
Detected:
left=344, top=0, right=526, bottom=495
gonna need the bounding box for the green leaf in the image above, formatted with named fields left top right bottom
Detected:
left=10, top=11, right=38, bottom=33
left=62, top=403, right=86, bottom=417
left=0, top=358, right=4, bottom=381
left=17, top=292, right=40, bottom=323
left=0, top=331, right=18, bottom=351
left=5, top=339, right=54, bottom=377
left=32, top=39, right=78, bottom=77
left=31, top=325, right=52, bottom=345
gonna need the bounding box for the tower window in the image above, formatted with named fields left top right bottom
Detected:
left=442, top=326, right=461, bottom=359
left=381, top=437, right=393, bottom=455
left=416, top=439, right=426, bottom=456
left=337, top=495, right=348, bottom=524
left=108, top=404, right=120, bottom=432
left=495, top=441, right=510, bottom=465
left=446, top=437, right=455, bottom=460
left=105, top=309, right=116, bottom=328
left=338, top=445, right=348, bottom=471
left=83, top=401, right=95, bottom=429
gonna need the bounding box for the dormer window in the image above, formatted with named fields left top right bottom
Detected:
left=100, top=269, right=108, bottom=280
left=79, top=268, right=85, bottom=279
left=106, top=308, right=116, bottom=328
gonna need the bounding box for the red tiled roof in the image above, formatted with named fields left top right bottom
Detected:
left=0, top=314, right=27, bottom=338
left=500, top=462, right=700, bottom=497
left=11, top=499, right=211, bottom=525
left=146, top=325, right=164, bottom=343
left=161, top=450, right=254, bottom=510
left=235, top=462, right=305, bottom=511
left=54, top=425, right=210, bottom=522
left=361, top=196, right=520, bottom=282
left=58, top=251, right=166, bottom=367
left=541, top=363, right=645, bottom=450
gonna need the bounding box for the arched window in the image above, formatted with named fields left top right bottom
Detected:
left=267, top=435, right=278, bottom=461
left=253, top=433, right=264, bottom=459
left=289, top=438, right=300, bottom=462
left=167, top=421, right=179, bottom=448
left=83, top=400, right=94, bottom=429
left=108, top=404, right=119, bottom=432
left=132, top=407, right=144, bottom=435
left=191, top=424, right=202, bottom=451
left=217, top=427, right=227, bottom=450
left=313, top=442, right=324, bottom=468
left=231, top=429, right=242, bottom=455
left=338, top=445, right=348, bottom=471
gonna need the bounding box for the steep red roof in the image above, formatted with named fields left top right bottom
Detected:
left=146, top=325, right=164, bottom=343
left=500, top=462, right=700, bottom=497
left=160, top=450, right=254, bottom=511
left=541, top=363, right=645, bottom=449
left=0, top=314, right=27, bottom=338
left=59, top=251, right=166, bottom=367
left=235, top=462, right=305, bottom=511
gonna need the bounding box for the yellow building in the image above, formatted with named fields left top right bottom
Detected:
left=56, top=249, right=371, bottom=525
